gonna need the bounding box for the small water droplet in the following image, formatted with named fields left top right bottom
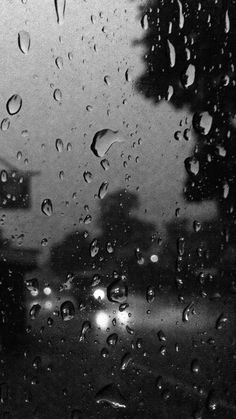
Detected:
left=1, top=118, right=10, bottom=131
left=193, top=112, right=213, bottom=135
left=79, top=320, right=91, bottom=341
left=53, top=88, right=62, bottom=102
left=55, top=56, right=63, bottom=69
left=104, top=75, right=111, bottom=85
left=100, top=159, right=110, bottom=170
left=41, top=199, right=53, bottom=216
left=0, top=170, right=8, bottom=183
left=98, top=181, right=109, bottom=199
left=18, top=30, right=30, bottom=54
left=55, top=138, right=64, bottom=152
left=184, top=156, right=200, bottom=176
left=6, top=94, right=22, bottom=115
left=83, top=171, right=93, bottom=183
left=90, top=238, right=99, bottom=258
left=107, top=277, right=128, bottom=304
left=167, top=40, right=176, bottom=68
left=191, top=359, right=200, bottom=373
left=60, top=301, right=75, bottom=321
left=181, top=63, right=195, bottom=88
left=29, top=304, right=41, bottom=319
left=182, top=301, right=194, bottom=322
left=121, top=352, right=132, bottom=370
left=141, top=14, right=149, bottom=30
left=146, top=286, right=155, bottom=303
left=107, top=333, right=118, bottom=346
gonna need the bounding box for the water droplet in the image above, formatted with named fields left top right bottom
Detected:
left=79, top=320, right=91, bottom=341
left=107, top=277, right=128, bottom=304
left=25, top=277, right=39, bottom=295
left=41, top=199, right=53, bottom=216
left=167, top=40, right=176, bottom=68
left=107, top=333, right=118, bottom=346
left=215, top=313, right=228, bottom=330
left=53, top=88, right=62, bottom=102
left=174, top=130, right=181, bottom=141
left=125, top=68, right=132, bottom=82
left=157, top=330, right=167, bottom=342
left=184, top=156, right=200, bottom=176
left=83, top=171, right=93, bottom=183
left=206, top=390, right=218, bottom=412
left=60, top=301, right=75, bottom=321
left=54, top=0, right=66, bottom=25
left=177, top=237, right=185, bottom=256
left=1, top=118, right=10, bottom=131
left=193, top=112, right=213, bottom=135
left=182, top=301, right=194, bottom=322
left=177, top=0, right=184, bottom=29
left=141, top=14, right=149, bottom=30
left=91, top=129, right=125, bottom=157
left=55, top=56, right=63, bottom=69
left=121, top=352, right=132, bottom=370
left=90, top=239, right=99, bottom=258
left=6, top=94, right=22, bottom=115
left=193, top=220, right=201, bottom=232
left=18, top=30, right=30, bottom=54
left=100, top=158, right=110, bottom=171
left=96, top=384, right=126, bottom=408
left=104, top=75, right=111, bottom=86
left=225, top=10, right=230, bottom=33
left=98, top=181, right=109, bottom=199
left=146, top=286, right=155, bottom=303
left=191, top=359, right=200, bottom=373
left=0, top=170, right=8, bottom=183
left=29, top=304, right=41, bottom=319
left=167, top=85, right=174, bottom=100
left=106, top=242, right=114, bottom=253
left=181, top=64, right=195, bottom=88
left=55, top=138, right=64, bottom=152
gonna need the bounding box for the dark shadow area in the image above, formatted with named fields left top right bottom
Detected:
left=0, top=159, right=39, bottom=352
left=135, top=0, right=236, bottom=272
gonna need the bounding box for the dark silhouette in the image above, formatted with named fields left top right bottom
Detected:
left=135, top=0, right=236, bottom=275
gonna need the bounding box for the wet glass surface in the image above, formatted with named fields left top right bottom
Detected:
left=0, top=0, right=236, bottom=418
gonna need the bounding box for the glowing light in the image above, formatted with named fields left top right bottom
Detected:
left=93, top=288, right=105, bottom=300
left=43, top=287, right=52, bottom=295
left=117, top=310, right=129, bottom=324
left=150, top=254, right=158, bottom=263
left=96, top=311, right=109, bottom=329
left=30, top=289, right=39, bottom=297
left=44, top=301, right=53, bottom=310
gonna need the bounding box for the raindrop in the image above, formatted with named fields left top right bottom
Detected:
left=215, top=313, right=228, bottom=330
left=107, top=277, right=128, bottom=304
left=177, top=237, right=185, bottom=256
left=91, top=129, right=125, bottom=157
left=6, top=94, right=22, bottom=115
left=60, top=300, right=75, bottom=321
left=121, top=353, right=132, bottom=370
left=177, top=0, right=184, bottom=29
left=181, top=64, right=195, bottom=88
left=182, top=301, right=194, bottom=322
left=96, top=384, right=126, bottom=408
left=141, top=14, right=148, bottom=30
left=55, top=138, right=64, bottom=152
left=225, top=10, right=230, bottom=33
left=98, top=181, right=109, bottom=199
left=90, top=239, right=99, bottom=258
left=193, top=220, right=201, bottom=232
left=146, top=286, right=155, bottom=303
left=41, top=199, right=53, bottom=216
left=1, top=118, right=10, bottom=131
left=54, top=0, right=66, bottom=25
left=1, top=170, right=8, bottom=183
left=157, top=330, right=167, bottom=342
left=100, top=159, right=110, bottom=170
left=53, top=88, right=62, bottom=102
left=25, top=277, right=39, bottom=295
left=104, top=75, right=111, bottom=86
left=167, top=85, right=174, bottom=100
left=107, top=333, right=118, bottom=346
left=167, top=40, right=176, bottom=68
left=79, top=320, right=91, bottom=341
left=55, top=56, right=63, bottom=69
left=191, top=359, right=200, bottom=373
left=83, top=171, right=93, bottom=183
left=18, top=31, right=30, bottom=54
left=192, top=112, right=213, bottom=135
left=29, top=304, right=41, bottom=319
left=184, top=156, right=200, bottom=176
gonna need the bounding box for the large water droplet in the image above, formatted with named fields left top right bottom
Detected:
left=41, top=199, right=53, bottom=216
left=54, top=0, right=66, bottom=25
left=91, top=129, right=125, bottom=157
left=83, top=171, right=93, bottom=183
left=107, top=277, right=128, bottom=304
left=6, top=94, right=22, bottom=115
left=18, top=31, right=30, bottom=54
left=193, top=112, right=213, bottom=135
left=98, top=181, right=109, bottom=199
left=60, top=300, right=75, bottom=321
left=96, top=384, right=126, bottom=409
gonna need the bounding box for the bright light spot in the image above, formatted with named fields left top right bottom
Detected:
left=150, top=254, right=158, bottom=263
left=43, top=287, right=52, bottom=296
left=118, top=310, right=129, bottom=324
left=96, top=311, right=109, bottom=329
left=30, top=289, right=39, bottom=297
left=93, top=288, right=105, bottom=300
left=44, top=301, right=53, bottom=310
